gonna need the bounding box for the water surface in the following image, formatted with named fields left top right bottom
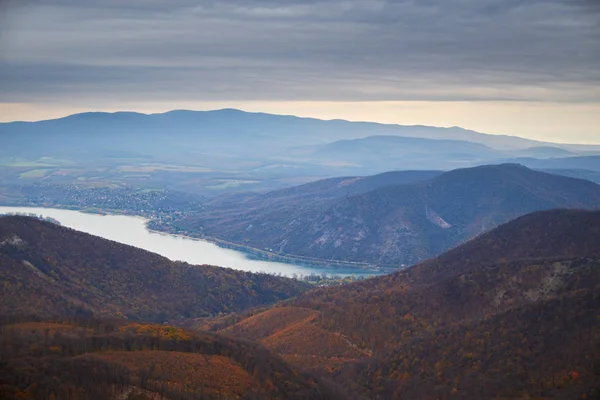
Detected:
left=0, top=206, right=381, bottom=277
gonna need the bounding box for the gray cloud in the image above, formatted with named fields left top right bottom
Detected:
left=0, top=0, right=599, bottom=104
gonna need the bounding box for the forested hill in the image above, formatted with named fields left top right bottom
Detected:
left=206, top=209, right=600, bottom=399
left=408, top=208, right=600, bottom=280
left=172, top=164, right=600, bottom=266
left=0, top=318, right=353, bottom=400
left=0, top=216, right=309, bottom=322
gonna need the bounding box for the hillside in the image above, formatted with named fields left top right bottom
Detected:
left=0, top=318, right=353, bottom=400
left=207, top=209, right=600, bottom=399
left=246, top=169, right=443, bottom=202
left=171, top=164, right=600, bottom=266
left=0, top=216, right=309, bottom=322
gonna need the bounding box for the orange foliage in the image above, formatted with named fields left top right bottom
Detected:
left=88, top=351, right=256, bottom=399
left=119, top=323, right=192, bottom=341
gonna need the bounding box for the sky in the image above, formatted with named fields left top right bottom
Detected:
left=0, top=0, right=599, bottom=143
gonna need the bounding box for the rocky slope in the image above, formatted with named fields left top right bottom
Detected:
left=174, top=164, right=600, bottom=266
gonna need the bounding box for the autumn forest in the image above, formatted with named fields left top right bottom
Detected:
left=1, top=207, right=599, bottom=399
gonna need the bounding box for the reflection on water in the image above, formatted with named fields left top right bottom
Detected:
left=0, top=206, right=381, bottom=277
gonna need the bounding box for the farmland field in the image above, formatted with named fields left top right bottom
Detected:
left=19, top=169, right=51, bottom=178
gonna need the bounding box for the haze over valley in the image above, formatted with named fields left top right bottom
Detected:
left=2, top=109, right=600, bottom=198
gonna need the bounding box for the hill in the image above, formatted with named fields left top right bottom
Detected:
left=540, top=168, right=600, bottom=183
left=247, top=169, right=443, bottom=202
left=515, top=145, right=576, bottom=158
left=0, top=216, right=309, bottom=322
left=292, top=135, right=503, bottom=171
left=207, top=209, right=600, bottom=399
left=517, top=155, right=600, bottom=172
left=0, top=318, right=353, bottom=400
left=170, top=164, right=600, bottom=266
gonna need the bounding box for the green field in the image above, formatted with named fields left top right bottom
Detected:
left=0, top=156, right=76, bottom=168
left=19, top=169, right=50, bottom=179
left=37, top=157, right=76, bottom=165
left=205, top=180, right=260, bottom=190
left=122, top=174, right=152, bottom=178
left=2, top=160, right=53, bottom=168
left=118, top=164, right=212, bottom=173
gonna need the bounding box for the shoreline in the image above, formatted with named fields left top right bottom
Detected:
left=146, top=225, right=389, bottom=272
left=0, top=203, right=392, bottom=274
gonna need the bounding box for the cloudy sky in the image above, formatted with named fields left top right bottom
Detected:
left=1, top=0, right=599, bottom=143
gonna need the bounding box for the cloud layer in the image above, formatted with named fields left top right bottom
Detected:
left=1, top=0, right=599, bottom=104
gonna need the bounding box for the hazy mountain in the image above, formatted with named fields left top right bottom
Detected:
left=0, top=216, right=309, bottom=321
left=3, top=108, right=592, bottom=160
left=207, top=209, right=600, bottom=399
left=205, top=169, right=442, bottom=209
left=2, top=109, right=598, bottom=195
left=1, top=108, right=572, bottom=149
left=173, top=164, right=600, bottom=266
left=292, top=135, right=504, bottom=171
left=540, top=168, right=600, bottom=183
left=514, top=155, right=600, bottom=172
left=515, top=145, right=576, bottom=158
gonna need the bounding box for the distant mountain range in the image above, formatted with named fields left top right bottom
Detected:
left=511, top=155, right=600, bottom=172
left=0, top=216, right=309, bottom=321
left=172, top=164, right=600, bottom=266
left=2, top=109, right=600, bottom=195
left=4, top=108, right=597, bottom=151
left=0, top=108, right=560, bottom=149
left=205, top=209, right=600, bottom=399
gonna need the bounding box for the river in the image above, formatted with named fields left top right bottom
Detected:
left=0, top=206, right=382, bottom=278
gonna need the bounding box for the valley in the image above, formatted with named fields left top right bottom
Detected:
left=2, top=110, right=600, bottom=400
left=2, top=110, right=600, bottom=200
left=0, top=207, right=382, bottom=278
left=6, top=163, right=600, bottom=273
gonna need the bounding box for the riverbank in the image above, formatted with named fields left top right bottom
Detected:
left=144, top=217, right=398, bottom=273
left=147, top=224, right=392, bottom=273
left=0, top=203, right=392, bottom=275
left=11, top=203, right=391, bottom=272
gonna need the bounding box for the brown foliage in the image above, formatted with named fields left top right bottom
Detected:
left=0, top=216, right=310, bottom=322
left=88, top=351, right=256, bottom=399
left=234, top=308, right=363, bottom=355
left=0, top=318, right=354, bottom=400
left=220, top=210, right=600, bottom=399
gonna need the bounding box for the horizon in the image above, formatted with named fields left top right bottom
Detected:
left=2, top=105, right=600, bottom=146
left=1, top=1, right=599, bottom=145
